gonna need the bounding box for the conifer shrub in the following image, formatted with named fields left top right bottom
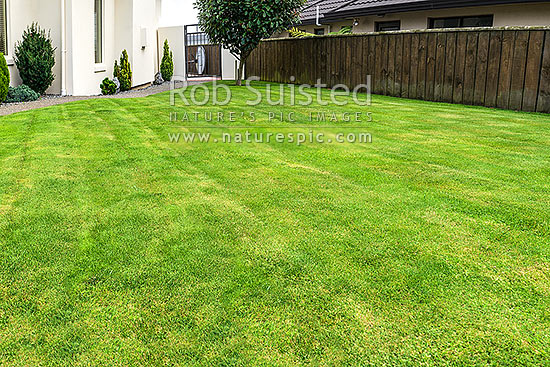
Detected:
left=14, top=23, right=56, bottom=94
left=114, top=50, right=132, bottom=91
left=160, top=40, right=174, bottom=81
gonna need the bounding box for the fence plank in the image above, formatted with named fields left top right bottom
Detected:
left=322, top=37, right=328, bottom=85
left=473, top=32, right=489, bottom=105
left=496, top=31, right=515, bottom=109
left=349, top=37, right=356, bottom=87
left=382, top=35, right=390, bottom=95
left=434, top=32, right=446, bottom=101
left=265, top=42, right=271, bottom=81
left=463, top=32, right=478, bottom=105
left=279, top=40, right=285, bottom=82
left=342, top=37, right=349, bottom=86
left=387, top=35, right=396, bottom=96
left=485, top=31, right=502, bottom=107
left=352, top=36, right=363, bottom=88
left=409, top=33, right=420, bottom=99
left=361, top=36, right=369, bottom=86
left=368, top=35, right=376, bottom=90
left=374, top=36, right=383, bottom=94
left=443, top=32, right=457, bottom=103
left=537, top=31, right=550, bottom=113
left=272, top=42, right=278, bottom=82
left=523, top=31, right=545, bottom=112
left=327, top=38, right=334, bottom=86
left=453, top=32, right=468, bottom=104
left=394, top=34, right=404, bottom=97
left=417, top=33, right=428, bottom=100
left=311, top=38, right=318, bottom=85
left=509, top=31, right=529, bottom=110
left=301, top=39, right=308, bottom=83
left=337, top=37, right=345, bottom=87
left=425, top=33, right=437, bottom=101
left=401, top=34, right=411, bottom=98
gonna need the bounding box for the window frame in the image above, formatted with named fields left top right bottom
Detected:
left=428, top=15, right=494, bottom=29
left=375, top=20, right=401, bottom=32
left=94, top=0, right=104, bottom=65
left=0, top=0, right=8, bottom=56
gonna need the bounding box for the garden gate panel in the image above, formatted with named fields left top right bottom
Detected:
left=184, top=24, right=222, bottom=78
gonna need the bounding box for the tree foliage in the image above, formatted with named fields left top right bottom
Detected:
left=195, top=0, right=306, bottom=85
left=160, top=40, right=174, bottom=82
left=14, top=23, right=56, bottom=95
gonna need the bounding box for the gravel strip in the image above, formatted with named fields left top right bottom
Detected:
left=0, top=80, right=209, bottom=116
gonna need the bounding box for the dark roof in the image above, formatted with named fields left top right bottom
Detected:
left=300, top=0, right=356, bottom=23
left=299, top=0, right=550, bottom=24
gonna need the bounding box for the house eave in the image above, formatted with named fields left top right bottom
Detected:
left=302, top=0, right=550, bottom=24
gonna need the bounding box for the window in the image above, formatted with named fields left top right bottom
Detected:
left=94, top=0, right=103, bottom=63
left=0, top=0, right=7, bottom=55
left=429, top=15, right=493, bottom=29
left=314, top=28, right=325, bottom=36
left=375, top=21, right=401, bottom=32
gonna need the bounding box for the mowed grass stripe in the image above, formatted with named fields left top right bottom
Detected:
left=0, top=82, right=548, bottom=365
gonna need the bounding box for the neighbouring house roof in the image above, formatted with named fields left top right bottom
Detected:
left=299, top=0, right=550, bottom=24
left=300, top=0, right=356, bottom=23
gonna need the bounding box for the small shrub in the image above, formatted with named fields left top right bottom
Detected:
left=14, top=23, right=56, bottom=95
left=114, top=50, right=132, bottom=91
left=100, top=78, right=117, bottom=95
left=0, top=53, right=9, bottom=102
left=160, top=40, right=174, bottom=81
left=113, top=60, right=120, bottom=80
left=5, top=85, right=40, bottom=103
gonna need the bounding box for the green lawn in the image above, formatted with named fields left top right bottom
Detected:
left=0, top=82, right=548, bottom=365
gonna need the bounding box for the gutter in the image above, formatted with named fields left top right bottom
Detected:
left=60, top=0, right=67, bottom=96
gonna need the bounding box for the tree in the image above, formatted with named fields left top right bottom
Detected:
left=14, top=23, right=56, bottom=94
left=195, top=0, right=305, bottom=86
left=160, top=40, right=174, bottom=81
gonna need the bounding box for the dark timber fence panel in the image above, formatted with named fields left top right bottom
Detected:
left=247, top=28, right=550, bottom=113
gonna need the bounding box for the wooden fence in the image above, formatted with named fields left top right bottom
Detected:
left=246, top=28, right=550, bottom=113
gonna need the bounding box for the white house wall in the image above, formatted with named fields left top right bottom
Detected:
left=352, top=3, right=550, bottom=33
left=157, top=26, right=185, bottom=79
left=67, top=0, right=117, bottom=96
left=130, top=0, right=157, bottom=87
left=221, top=48, right=238, bottom=81
left=3, top=0, right=161, bottom=96
left=4, top=0, right=63, bottom=94
left=69, top=0, right=159, bottom=95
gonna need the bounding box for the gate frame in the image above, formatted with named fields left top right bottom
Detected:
left=184, top=24, right=222, bottom=79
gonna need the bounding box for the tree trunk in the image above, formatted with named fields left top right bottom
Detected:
left=236, top=53, right=249, bottom=86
